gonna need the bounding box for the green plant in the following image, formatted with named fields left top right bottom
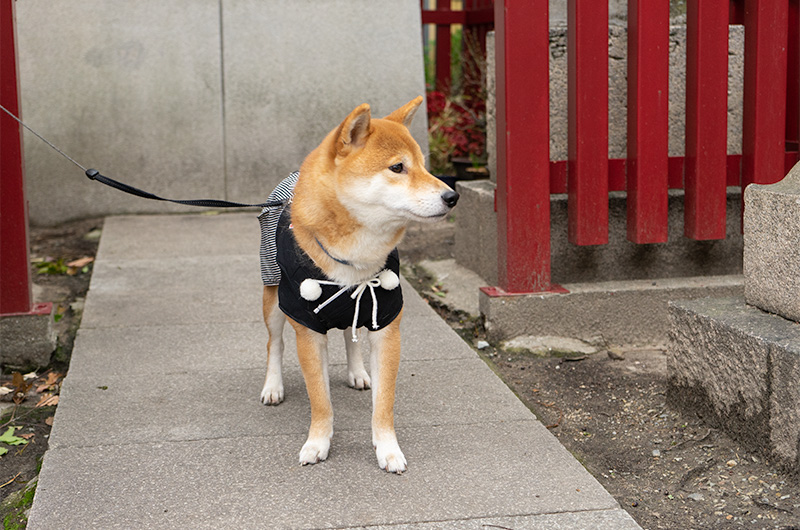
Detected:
left=426, top=28, right=487, bottom=175
left=2, top=480, right=36, bottom=530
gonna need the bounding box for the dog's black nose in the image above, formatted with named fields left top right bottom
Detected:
left=441, top=190, right=459, bottom=208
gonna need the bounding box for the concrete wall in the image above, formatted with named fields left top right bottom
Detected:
left=16, top=1, right=428, bottom=225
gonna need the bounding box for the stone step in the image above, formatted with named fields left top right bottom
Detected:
left=668, top=296, right=800, bottom=471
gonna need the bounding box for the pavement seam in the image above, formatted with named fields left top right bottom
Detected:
left=329, top=507, right=634, bottom=529
left=47, top=418, right=540, bottom=451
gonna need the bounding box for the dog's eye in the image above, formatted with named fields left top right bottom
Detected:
left=389, top=163, right=404, bottom=174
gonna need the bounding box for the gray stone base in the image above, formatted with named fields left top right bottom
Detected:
left=668, top=297, right=800, bottom=471
left=479, top=275, right=743, bottom=346
left=744, top=166, right=800, bottom=322
left=0, top=303, right=57, bottom=368
left=455, top=180, right=744, bottom=287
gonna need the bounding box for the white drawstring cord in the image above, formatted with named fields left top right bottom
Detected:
left=302, top=270, right=398, bottom=342
left=348, top=278, right=382, bottom=341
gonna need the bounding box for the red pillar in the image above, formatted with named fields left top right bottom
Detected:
left=490, top=0, right=563, bottom=294
left=1, top=0, right=40, bottom=316
left=435, top=0, right=452, bottom=92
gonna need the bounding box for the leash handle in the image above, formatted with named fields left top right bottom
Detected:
left=85, top=168, right=284, bottom=209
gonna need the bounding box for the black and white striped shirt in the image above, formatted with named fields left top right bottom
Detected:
left=258, top=172, right=299, bottom=286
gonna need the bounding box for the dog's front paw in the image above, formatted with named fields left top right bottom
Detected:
left=299, top=437, right=331, bottom=466
left=347, top=369, right=371, bottom=390
left=260, top=381, right=284, bottom=405
left=375, top=439, right=407, bottom=474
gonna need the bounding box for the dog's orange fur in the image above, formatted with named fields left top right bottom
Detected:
left=261, top=97, right=456, bottom=473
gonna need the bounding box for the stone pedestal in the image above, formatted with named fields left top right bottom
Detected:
left=0, top=302, right=56, bottom=368
left=744, top=169, right=800, bottom=322
left=668, top=162, right=800, bottom=471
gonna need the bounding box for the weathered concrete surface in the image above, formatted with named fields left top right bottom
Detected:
left=744, top=165, right=800, bottom=323
left=417, top=258, right=486, bottom=318
left=668, top=297, right=800, bottom=471
left=16, top=0, right=428, bottom=225
left=0, top=304, right=56, bottom=368
left=28, top=212, right=640, bottom=529
left=453, top=180, right=498, bottom=285
left=480, top=275, right=743, bottom=347
left=456, top=180, right=743, bottom=286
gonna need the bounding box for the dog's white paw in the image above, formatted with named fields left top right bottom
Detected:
left=299, top=437, right=331, bottom=466
left=260, top=382, right=284, bottom=405
left=348, top=369, right=371, bottom=390
left=375, top=439, right=407, bottom=474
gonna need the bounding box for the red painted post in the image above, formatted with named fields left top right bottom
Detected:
left=785, top=0, right=799, bottom=147
left=684, top=0, right=729, bottom=240
left=626, top=0, right=669, bottom=244
left=493, top=0, right=555, bottom=294
left=567, top=0, right=609, bottom=246
left=742, top=0, right=788, bottom=189
left=0, top=0, right=33, bottom=315
left=436, top=0, right=452, bottom=92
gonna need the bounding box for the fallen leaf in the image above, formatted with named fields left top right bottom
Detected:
left=44, top=417, right=54, bottom=426
left=0, top=427, right=28, bottom=447
left=67, top=256, right=94, bottom=268
left=36, top=372, right=62, bottom=393
left=0, top=387, right=12, bottom=397
left=35, top=394, right=59, bottom=408
left=22, top=372, right=37, bottom=381
left=11, top=373, right=32, bottom=404
left=18, top=433, right=34, bottom=440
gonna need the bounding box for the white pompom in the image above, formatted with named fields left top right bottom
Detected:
left=378, top=269, right=400, bottom=290
left=300, top=278, right=322, bottom=301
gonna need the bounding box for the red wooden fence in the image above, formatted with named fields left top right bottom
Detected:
left=493, top=0, right=798, bottom=294
left=421, top=0, right=494, bottom=92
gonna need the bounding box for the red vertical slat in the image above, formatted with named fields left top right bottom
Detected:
left=0, top=0, right=33, bottom=314
left=493, top=0, right=554, bottom=293
left=684, top=0, right=729, bottom=240
left=730, top=0, right=745, bottom=25
left=742, top=0, right=789, bottom=189
left=567, top=0, right=608, bottom=245
left=626, top=0, right=669, bottom=243
left=785, top=0, right=799, bottom=147
left=435, top=0, right=452, bottom=91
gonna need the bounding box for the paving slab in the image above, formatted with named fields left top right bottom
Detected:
left=33, top=425, right=626, bottom=529
left=28, top=213, right=640, bottom=529
left=50, top=357, right=533, bottom=449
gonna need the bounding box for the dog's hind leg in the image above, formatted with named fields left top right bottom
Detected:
left=344, top=328, right=371, bottom=390
left=291, top=320, right=334, bottom=465
left=261, top=285, right=286, bottom=405
left=369, top=310, right=407, bottom=473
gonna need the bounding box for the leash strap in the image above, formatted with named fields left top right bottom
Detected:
left=84, top=169, right=284, bottom=209
left=0, top=103, right=283, bottom=210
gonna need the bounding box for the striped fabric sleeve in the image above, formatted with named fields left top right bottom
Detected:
left=258, top=172, right=300, bottom=286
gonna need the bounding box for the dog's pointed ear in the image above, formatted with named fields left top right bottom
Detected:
left=336, top=103, right=372, bottom=157
left=384, top=96, right=424, bottom=127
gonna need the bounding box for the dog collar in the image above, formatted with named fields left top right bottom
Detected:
left=314, top=237, right=353, bottom=267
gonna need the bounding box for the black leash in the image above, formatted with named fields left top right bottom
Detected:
left=0, top=103, right=283, bottom=210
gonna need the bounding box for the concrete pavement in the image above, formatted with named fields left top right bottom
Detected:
left=28, top=212, right=640, bottom=529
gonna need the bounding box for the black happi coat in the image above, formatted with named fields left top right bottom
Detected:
left=275, top=208, right=403, bottom=335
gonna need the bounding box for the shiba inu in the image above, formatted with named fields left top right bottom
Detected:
left=258, top=97, right=459, bottom=473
